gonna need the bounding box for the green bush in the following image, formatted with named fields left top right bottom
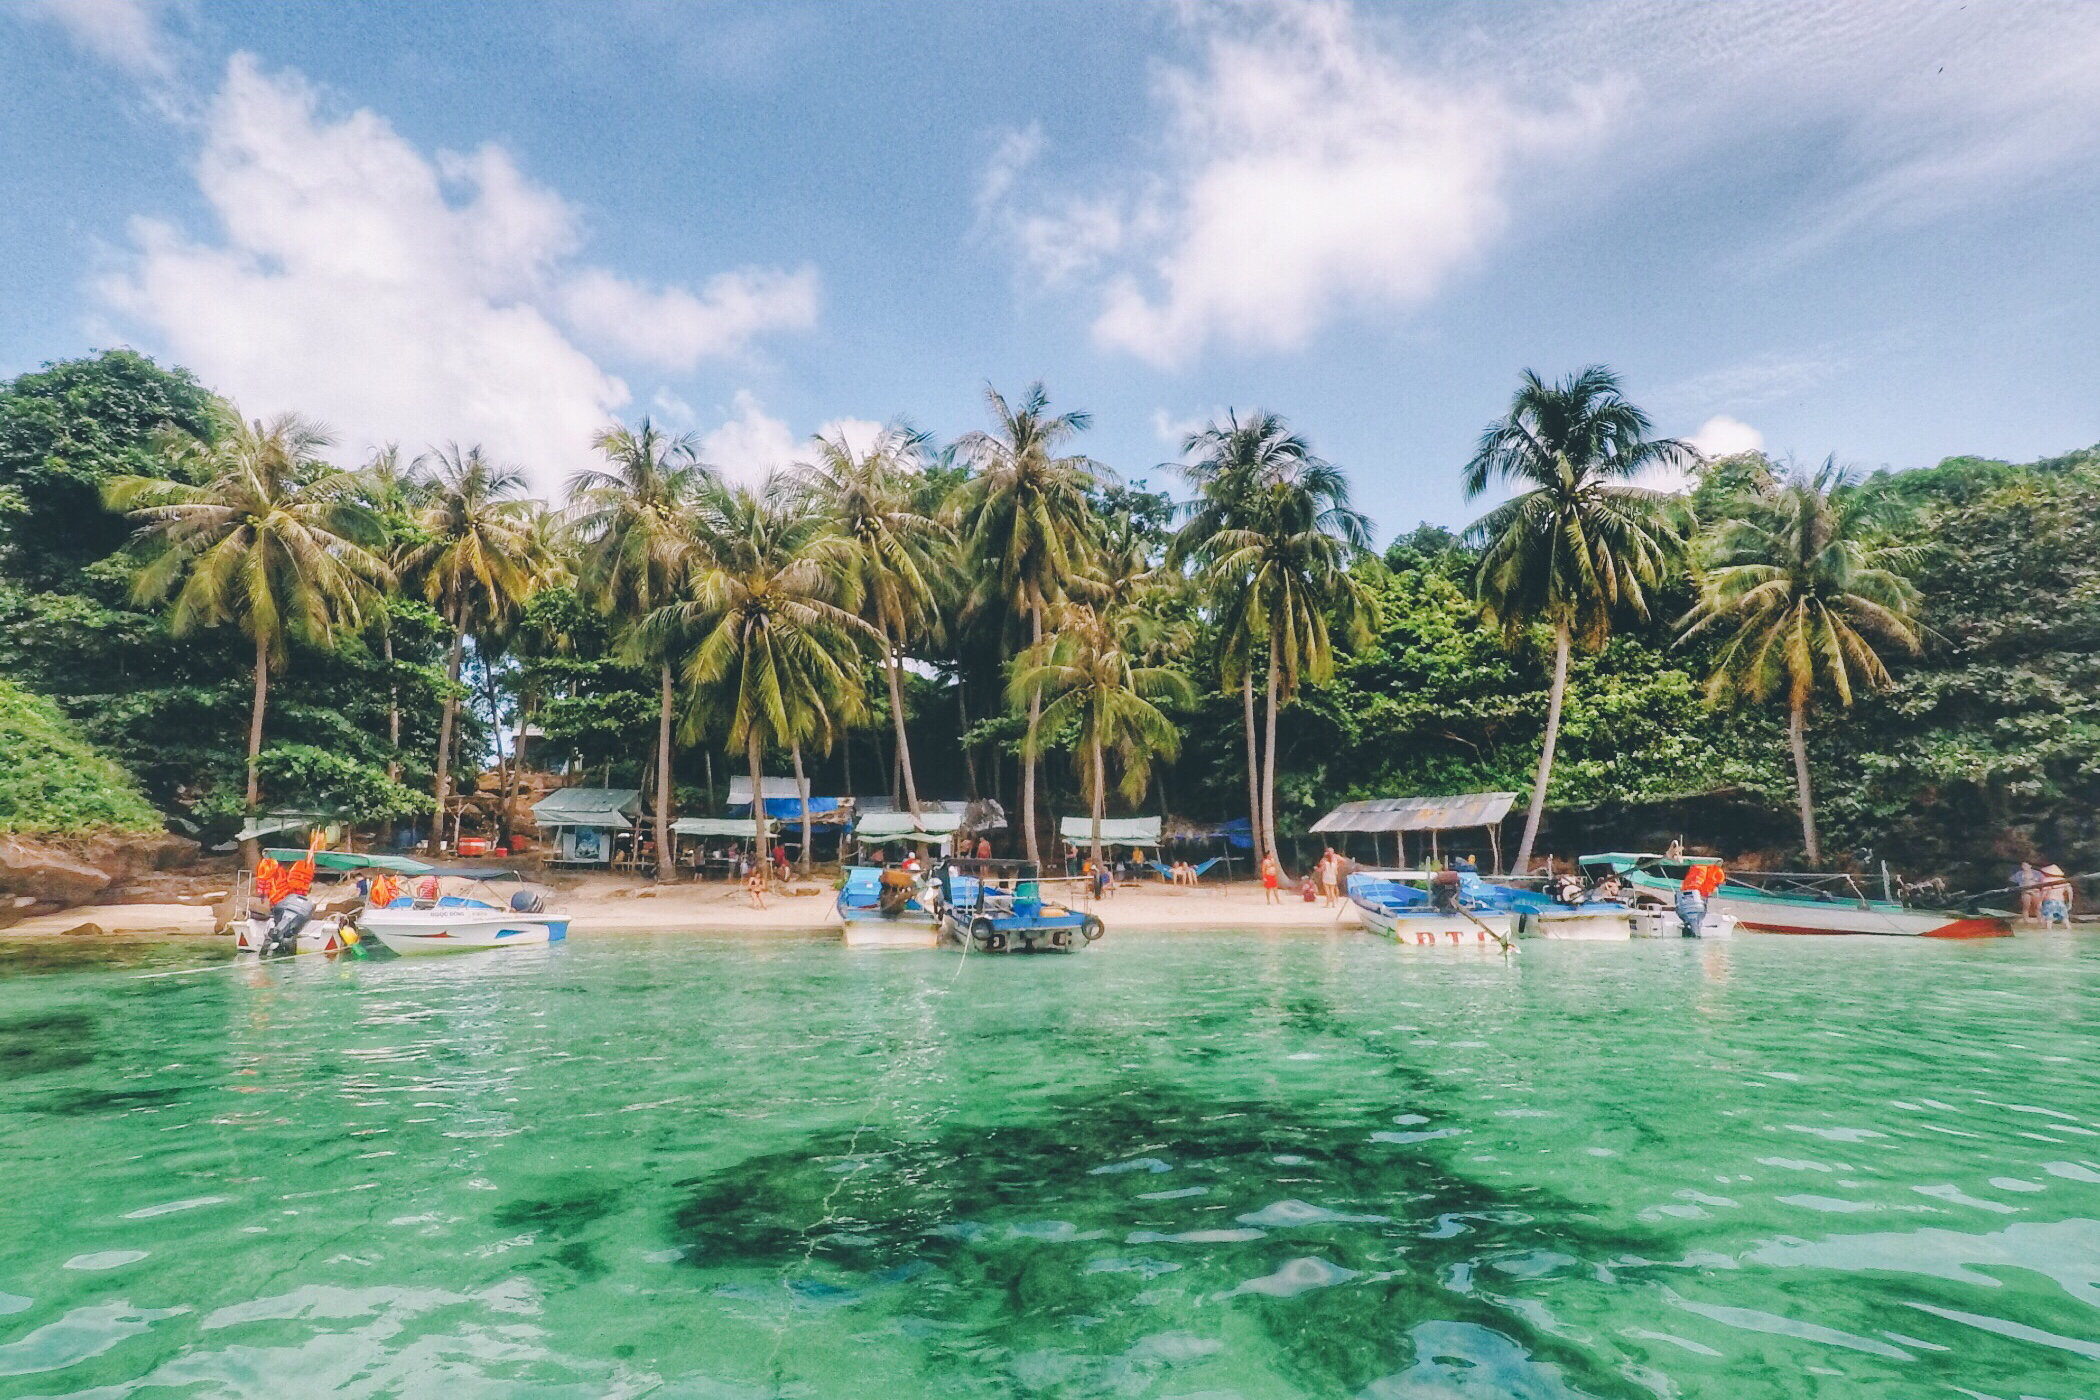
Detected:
left=0, top=677, right=162, bottom=835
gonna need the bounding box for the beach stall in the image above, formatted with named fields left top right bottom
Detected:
left=1059, top=815, right=1163, bottom=875
left=532, top=787, right=642, bottom=868
left=1310, top=792, right=1517, bottom=872
left=671, top=815, right=777, bottom=878
left=855, top=808, right=965, bottom=859
left=728, top=776, right=849, bottom=863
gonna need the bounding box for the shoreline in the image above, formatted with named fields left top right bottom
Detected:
left=0, top=876, right=1364, bottom=939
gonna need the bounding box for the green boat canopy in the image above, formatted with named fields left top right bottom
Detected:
left=1058, top=816, right=1161, bottom=845
left=264, top=848, right=433, bottom=875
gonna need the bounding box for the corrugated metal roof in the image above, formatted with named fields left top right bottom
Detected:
left=1059, top=816, right=1162, bottom=844
left=532, top=787, right=641, bottom=827
left=1309, top=792, right=1518, bottom=834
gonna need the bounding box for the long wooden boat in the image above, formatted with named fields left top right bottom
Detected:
left=1578, top=853, right=2010, bottom=938
left=1346, top=871, right=1514, bottom=946
left=933, top=859, right=1103, bottom=954
left=837, top=865, right=940, bottom=948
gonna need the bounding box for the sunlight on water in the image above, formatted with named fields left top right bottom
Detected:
left=1, top=930, right=2097, bottom=1397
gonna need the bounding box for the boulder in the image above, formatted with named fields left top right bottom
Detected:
left=0, top=837, right=113, bottom=905
left=60, top=921, right=107, bottom=937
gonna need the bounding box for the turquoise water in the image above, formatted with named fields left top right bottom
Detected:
left=2, top=930, right=2098, bottom=1398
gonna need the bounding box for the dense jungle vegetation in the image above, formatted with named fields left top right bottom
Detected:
left=1, top=348, right=2092, bottom=884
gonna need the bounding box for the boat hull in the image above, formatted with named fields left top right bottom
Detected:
left=1353, top=900, right=1512, bottom=946
left=235, top=915, right=350, bottom=957
left=362, top=910, right=569, bottom=955
left=1516, top=906, right=1633, bottom=941
left=1713, top=895, right=2007, bottom=938
left=842, top=920, right=940, bottom=949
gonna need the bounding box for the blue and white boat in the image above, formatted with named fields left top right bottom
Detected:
left=934, top=859, right=1103, bottom=954
left=360, top=876, right=567, bottom=955
left=837, top=865, right=940, bottom=948
left=1346, top=870, right=1514, bottom=947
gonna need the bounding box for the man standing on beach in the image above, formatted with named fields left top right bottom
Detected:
left=1261, top=854, right=1281, bottom=904
left=2038, top=864, right=2074, bottom=927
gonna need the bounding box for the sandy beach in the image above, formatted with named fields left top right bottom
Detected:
left=0, top=874, right=1363, bottom=939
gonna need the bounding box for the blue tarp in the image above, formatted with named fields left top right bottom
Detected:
left=729, top=797, right=845, bottom=820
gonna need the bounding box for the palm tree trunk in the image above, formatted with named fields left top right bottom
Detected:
left=887, top=633, right=920, bottom=817
left=1241, top=670, right=1262, bottom=865
left=1513, top=621, right=1570, bottom=876
left=791, top=742, right=812, bottom=874
left=655, top=662, right=675, bottom=882
left=958, top=674, right=979, bottom=798
left=382, top=620, right=400, bottom=784
left=428, top=610, right=465, bottom=856
left=1790, top=698, right=1821, bottom=866
left=1090, top=734, right=1106, bottom=871
left=1261, top=643, right=1282, bottom=876
left=748, top=732, right=768, bottom=886
left=1022, top=602, right=1043, bottom=866
left=241, top=633, right=269, bottom=865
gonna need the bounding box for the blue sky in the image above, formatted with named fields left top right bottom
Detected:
left=5, top=0, right=2098, bottom=536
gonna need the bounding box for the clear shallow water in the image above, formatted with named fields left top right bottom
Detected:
left=2, top=931, right=2098, bottom=1399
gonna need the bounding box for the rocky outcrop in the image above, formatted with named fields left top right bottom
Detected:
left=0, top=832, right=200, bottom=909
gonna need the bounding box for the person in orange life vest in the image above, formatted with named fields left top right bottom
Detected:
left=368, top=873, right=402, bottom=908
left=1677, top=861, right=1724, bottom=938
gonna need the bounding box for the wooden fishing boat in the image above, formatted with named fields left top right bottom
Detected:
left=1346, top=871, right=1514, bottom=946
left=837, top=865, right=940, bottom=949
left=1578, top=853, right=2010, bottom=938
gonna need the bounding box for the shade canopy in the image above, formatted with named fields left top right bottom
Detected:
left=1058, top=816, right=1162, bottom=845
left=532, top=787, right=641, bottom=829
left=672, top=816, right=776, bottom=838
left=1310, top=793, right=1517, bottom=834
left=235, top=814, right=324, bottom=842
left=857, top=811, right=965, bottom=839
left=265, top=849, right=433, bottom=875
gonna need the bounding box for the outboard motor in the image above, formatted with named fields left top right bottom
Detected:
left=1429, top=869, right=1462, bottom=913
left=509, top=889, right=545, bottom=914
left=263, top=892, right=314, bottom=957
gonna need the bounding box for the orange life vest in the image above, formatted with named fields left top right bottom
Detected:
left=1680, top=863, right=1725, bottom=898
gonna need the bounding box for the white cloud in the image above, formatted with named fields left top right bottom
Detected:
left=21, top=0, right=173, bottom=80
left=993, top=1, right=1612, bottom=367
left=698, top=391, right=800, bottom=484
left=814, top=417, right=887, bottom=460
left=562, top=264, right=819, bottom=372
left=990, top=0, right=2100, bottom=365
left=1150, top=408, right=1207, bottom=453
left=96, top=53, right=819, bottom=489
left=1688, top=415, right=1765, bottom=461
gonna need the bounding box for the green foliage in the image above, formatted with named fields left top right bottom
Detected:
left=0, top=350, right=216, bottom=590
left=0, top=677, right=161, bottom=835
left=254, top=744, right=435, bottom=825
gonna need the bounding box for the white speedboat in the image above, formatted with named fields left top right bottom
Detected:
left=360, top=877, right=567, bottom=956
left=1347, top=871, right=1514, bottom=947
left=1515, top=903, right=1635, bottom=940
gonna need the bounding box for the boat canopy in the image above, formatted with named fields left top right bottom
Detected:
left=532, top=786, right=642, bottom=829
left=672, top=816, right=776, bottom=838
left=1311, top=792, right=1517, bottom=834
left=264, top=848, right=433, bottom=875
left=1059, top=816, right=1161, bottom=845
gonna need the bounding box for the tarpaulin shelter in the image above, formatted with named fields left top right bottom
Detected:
left=1309, top=792, right=1518, bottom=871
left=1058, top=816, right=1162, bottom=847
left=532, top=787, right=642, bottom=866
left=672, top=816, right=777, bottom=839
left=856, top=810, right=965, bottom=847
left=726, top=776, right=847, bottom=823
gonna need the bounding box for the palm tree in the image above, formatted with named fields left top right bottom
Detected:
left=1464, top=366, right=1694, bottom=874
left=567, top=418, right=714, bottom=881
left=1203, top=454, right=1375, bottom=870
left=1170, top=411, right=1339, bottom=866
left=399, top=445, right=544, bottom=856
left=640, top=477, right=876, bottom=875
left=791, top=422, right=952, bottom=819
left=1680, top=459, right=1923, bottom=864
left=1011, top=601, right=1193, bottom=870
left=353, top=445, right=427, bottom=802
left=107, top=407, right=387, bottom=854
left=952, top=383, right=1102, bottom=863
